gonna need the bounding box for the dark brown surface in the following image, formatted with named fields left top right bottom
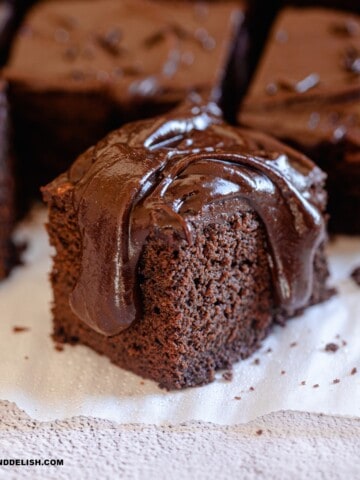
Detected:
left=43, top=102, right=331, bottom=389
left=0, top=81, right=16, bottom=280
left=239, top=7, right=360, bottom=233
left=4, top=0, right=246, bottom=196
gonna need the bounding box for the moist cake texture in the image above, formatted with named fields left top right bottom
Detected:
left=239, top=7, right=360, bottom=233
left=43, top=99, right=331, bottom=389
left=4, top=0, right=246, bottom=194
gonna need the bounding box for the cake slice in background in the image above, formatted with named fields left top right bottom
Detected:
left=3, top=0, right=248, bottom=198
left=0, top=81, right=16, bottom=280
left=239, top=7, right=360, bottom=233
left=43, top=99, right=332, bottom=389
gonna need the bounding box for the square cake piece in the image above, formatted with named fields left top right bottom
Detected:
left=4, top=0, right=247, bottom=193
left=239, top=7, right=360, bottom=233
left=43, top=99, right=332, bottom=389
left=0, top=81, right=15, bottom=280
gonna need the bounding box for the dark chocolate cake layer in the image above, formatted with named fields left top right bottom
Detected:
left=0, top=81, right=15, bottom=280
left=4, top=0, right=246, bottom=196
left=43, top=99, right=331, bottom=389
left=239, top=7, right=360, bottom=233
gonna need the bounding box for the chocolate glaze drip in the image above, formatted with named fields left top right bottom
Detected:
left=69, top=102, right=325, bottom=336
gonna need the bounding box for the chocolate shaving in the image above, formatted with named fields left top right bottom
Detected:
left=330, top=20, right=360, bottom=37
left=343, top=46, right=360, bottom=75
left=144, top=24, right=190, bottom=48
left=97, top=28, right=123, bottom=56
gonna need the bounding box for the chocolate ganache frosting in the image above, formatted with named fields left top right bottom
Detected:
left=68, top=99, right=326, bottom=336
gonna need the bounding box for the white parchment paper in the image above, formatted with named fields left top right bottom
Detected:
left=0, top=207, right=359, bottom=425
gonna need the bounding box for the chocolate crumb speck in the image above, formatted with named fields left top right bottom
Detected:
left=342, top=340, right=348, bottom=347
left=140, top=381, right=145, bottom=385
left=55, top=344, right=64, bottom=352
left=249, top=386, right=255, bottom=392
left=333, top=378, right=340, bottom=384
left=222, top=371, right=233, bottom=381
left=234, top=396, right=241, bottom=400
left=24, top=356, right=29, bottom=360
left=266, top=348, right=273, bottom=354
left=252, top=358, right=260, bottom=365
left=351, top=266, right=360, bottom=285
left=325, top=342, right=339, bottom=353
left=290, top=342, right=298, bottom=348
left=351, top=367, right=357, bottom=376
left=256, top=429, right=263, bottom=436
left=300, top=381, right=306, bottom=386
left=281, top=370, right=286, bottom=375
left=13, top=326, right=30, bottom=333
left=313, top=384, right=320, bottom=388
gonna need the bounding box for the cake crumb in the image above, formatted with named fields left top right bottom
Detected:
left=351, top=367, right=357, bottom=376
left=222, top=371, right=233, bottom=381
left=350, top=266, right=360, bottom=285
left=234, top=396, right=241, bottom=401
left=300, top=381, right=306, bottom=386
left=249, top=386, right=255, bottom=392
left=54, top=344, right=64, bottom=352
left=313, top=384, right=320, bottom=388
left=332, top=378, right=340, bottom=384
left=252, top=358, right=260, bottom=366
left=13, top=326, right=30, bottom=333
left=325, top=342, right=339, bottom=353
left=290, top=342, right=298, bottom=348
left=256, top=429, right=263, bottom=436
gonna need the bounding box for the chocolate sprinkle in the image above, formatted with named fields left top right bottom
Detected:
left=313, top=384, right=320, bottom=388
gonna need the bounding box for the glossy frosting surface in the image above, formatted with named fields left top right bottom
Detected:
left=66, top=99, right=325, bottom=336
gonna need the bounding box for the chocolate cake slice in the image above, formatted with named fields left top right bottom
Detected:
left=0, top=81, right=15, bottom=280
left=4, top=0, right=247, bottom=195
left=239, top=7, right=360, bottom=233
left=43, top=99, right=331, bottom=389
